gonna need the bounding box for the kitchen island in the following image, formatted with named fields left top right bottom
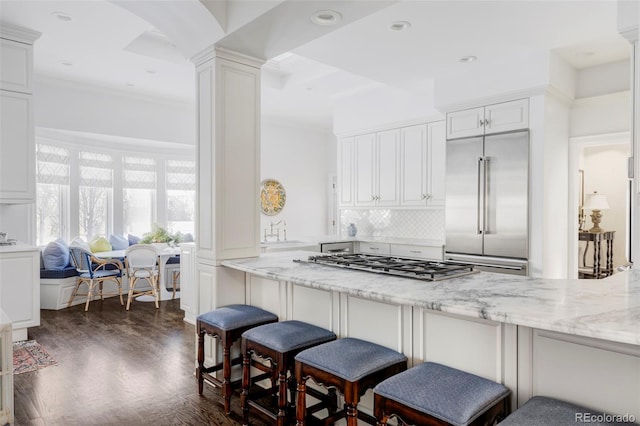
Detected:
left=216, top=251, right=640, bottom=421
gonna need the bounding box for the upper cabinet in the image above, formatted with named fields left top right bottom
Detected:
left=0, top=24, right=40, bottom=204
left=400, top=121, right=446, bottom=207
left=354, top=129, right=400, bottom=207
left=0, top=38, right=33, bottom=94
left=338, top=120, right=445, bottom=209
left=446, top=99, right=529, bottom=140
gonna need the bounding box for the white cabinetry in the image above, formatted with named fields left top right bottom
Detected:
left=0, top=25, right=40, bottom=205
left=354, top=130, right=400, bottom=207
left=446, top=99, right=529, bottom=140
left=0, top=244, right=40, bottom=342
left=358, top=241, right=390, bottom=255
left=179, top=243, right=197, bottom=324
left=400, top=121, right=446, bottom=207
left=390, top=244, right=443, bottom=261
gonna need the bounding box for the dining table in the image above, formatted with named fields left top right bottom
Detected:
left=94, top=245, right=181, bottom=301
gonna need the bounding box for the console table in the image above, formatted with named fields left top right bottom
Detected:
left=579, top=231, right=615, bottom=279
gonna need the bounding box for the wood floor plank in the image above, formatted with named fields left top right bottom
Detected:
left=13, top=298, right=272, bottom=426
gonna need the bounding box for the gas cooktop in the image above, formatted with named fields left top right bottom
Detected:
left=294, top=253, right=477, bottom=281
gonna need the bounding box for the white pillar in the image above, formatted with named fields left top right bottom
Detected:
left=618, top=0, right=640, bottom=265
left=191, top=47, right=264, bottom=314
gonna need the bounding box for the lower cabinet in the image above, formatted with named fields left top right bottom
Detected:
left=240, top=272, right=638, bottom=420
left=0, top=310, right=13, bottom=426
left=0, top=246, right=40, bottom=342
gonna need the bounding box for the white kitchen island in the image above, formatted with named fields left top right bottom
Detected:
left=219, top=251, right=640, bottom=421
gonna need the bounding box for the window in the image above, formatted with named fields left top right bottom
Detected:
left=79, top=152, right=113, bottom=240
left=123, top=157, right=156, bottom=236
left=35, top=135, right=195, bottom=244
left=36, top=145, right=70, bottom=245
left=166, top=160, right=196, bottom=235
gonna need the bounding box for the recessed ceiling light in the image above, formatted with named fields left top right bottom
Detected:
left=146, top=69, right=157, bottom=75
left=52, top=11, right=72, bottom=22
left=126, top=82, right=136, bottom=87
left=59, top=60, right=73, bottom=66
left=459, top=56, right=478, bottom=63
left=310, top=10, right=342, bottom=26
left=577, top=51, right=595, bottom=57
left=390, top=21, right=411, bottom=31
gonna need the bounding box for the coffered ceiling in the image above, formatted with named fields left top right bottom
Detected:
left=0, top=0, right=632, bottom=129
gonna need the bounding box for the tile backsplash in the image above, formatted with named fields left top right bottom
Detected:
left=339, top=209, right=444, bottom=240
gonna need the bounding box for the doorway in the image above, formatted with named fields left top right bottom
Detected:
left=569, top=132, right=632, bottom=278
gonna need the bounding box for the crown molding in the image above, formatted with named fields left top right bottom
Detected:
left=191, top=45, right=264, bottom=69
left=0, top=22, right=41, bottom=44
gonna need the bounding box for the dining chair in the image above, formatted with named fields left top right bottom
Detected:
left=125, top=244, right=160, bottom=310
left=68, top=246, right=124, bottom=311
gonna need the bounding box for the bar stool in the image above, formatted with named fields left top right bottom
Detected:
left=240, top=320, right=337, bottom=425
left=196, top=304, right=278, bottom=414
left=373, top=362, right=510, bottom=426
left=295, top=337, right=408, bottom=425
left=498, top=396, right=633, bottom=425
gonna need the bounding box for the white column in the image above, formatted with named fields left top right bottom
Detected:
left=191, top=47, right=263, bottom=314
left=618, top=0, right=639, bottom=265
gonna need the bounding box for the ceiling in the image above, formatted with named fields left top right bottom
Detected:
left=0, top=0, right=632, bottom=130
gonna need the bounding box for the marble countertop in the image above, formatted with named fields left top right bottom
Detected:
left=222, top=251, right=640, bottom=346
left=0, top=242, right=38, bottom=253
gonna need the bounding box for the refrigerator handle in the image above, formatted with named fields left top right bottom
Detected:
left=484, top=157, right=490, bottom=234
left=477, top=157, right=483, bottom=235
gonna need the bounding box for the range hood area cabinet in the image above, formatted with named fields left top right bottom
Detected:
left=0, top=25, right=40, bottom=204
left=446, top=99, right=529, bottom=140
left=338, top=120, right=446, bottom=209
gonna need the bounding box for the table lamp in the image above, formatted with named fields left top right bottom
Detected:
left=586, top=191, right=610, bottom=233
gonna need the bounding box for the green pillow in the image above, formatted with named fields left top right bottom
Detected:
left=89, top=236, right=112, bottom=253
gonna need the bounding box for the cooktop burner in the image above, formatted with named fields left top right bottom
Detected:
left=294, top=253, right=477, bottom=281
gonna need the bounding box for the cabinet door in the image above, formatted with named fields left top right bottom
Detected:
left=338, top=137, right=355, bottom=206
left=446, top=107, right=485, bottom=139
left=354, top=133, right=377, bottom=206
left=376, top=129, right=400, bottom=206
left=484, top=99, right=529, bottom=134
left=400, top=124, right=428, bottom=206
left=427, top=121, right=446, bottom=207
left=0, top=250, right=40, bottom=337
left=0, top=38, right=32, bottom=93
left=0, top=91, right=35, bottom=203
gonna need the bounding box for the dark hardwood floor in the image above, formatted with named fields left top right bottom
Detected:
left=13, top=297, right=272, bottom=426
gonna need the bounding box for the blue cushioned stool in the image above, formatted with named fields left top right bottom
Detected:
left=498, top=396, right=637, bottom=426
left=295, top=337, right=408, bottom=426
left=374, top=362, right=510, bottom=426
left=240, top=320, right=337, bottom=426
left=196, top=305, right=278, bottom=414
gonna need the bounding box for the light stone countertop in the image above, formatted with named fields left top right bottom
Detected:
left=222, top=251, right=640, bottom=346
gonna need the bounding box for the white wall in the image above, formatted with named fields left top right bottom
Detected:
left=34, top=77, right=196, bottom=145
left=260, top=120, right=335, bottom=240
left=332, top=84, right=441, bottom=136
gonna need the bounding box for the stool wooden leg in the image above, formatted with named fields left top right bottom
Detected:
left=196, top=329, right=205, bottom=395
left=241, top=351, right=251, bottom=425
left=296, top=376, right=307, bottom=426
left=346, top=403, right=358, bottom=426
left=277, top=370, right=288, bottom=426
left=222, top=340, right=232, bottom=414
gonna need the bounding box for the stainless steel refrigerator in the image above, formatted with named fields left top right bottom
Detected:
left=444, top=130, right=529, bottom=275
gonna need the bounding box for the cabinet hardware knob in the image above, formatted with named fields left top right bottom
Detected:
left=484, top=119, right=489, bottom=126
left=479, top=120, right=484, bottom=126
left=421, top=194, right=426, bottom=200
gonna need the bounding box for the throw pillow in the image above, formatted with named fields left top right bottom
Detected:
left=70, top=237, right=91, bottom=252
left=128, top=234, right=141, bottom=246
left=109, top=234, right=129, bottom=250
left=42, top=239, right=70, bottom=270
left=89, top=236, right=112, bottom=253
left=182, top=233, right=194, bottom=242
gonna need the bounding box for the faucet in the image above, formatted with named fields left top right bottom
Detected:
left=264, top=220, right=287, bottom=242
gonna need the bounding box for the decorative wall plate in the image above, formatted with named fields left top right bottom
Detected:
left=260, top=179, right=286, bottom=216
